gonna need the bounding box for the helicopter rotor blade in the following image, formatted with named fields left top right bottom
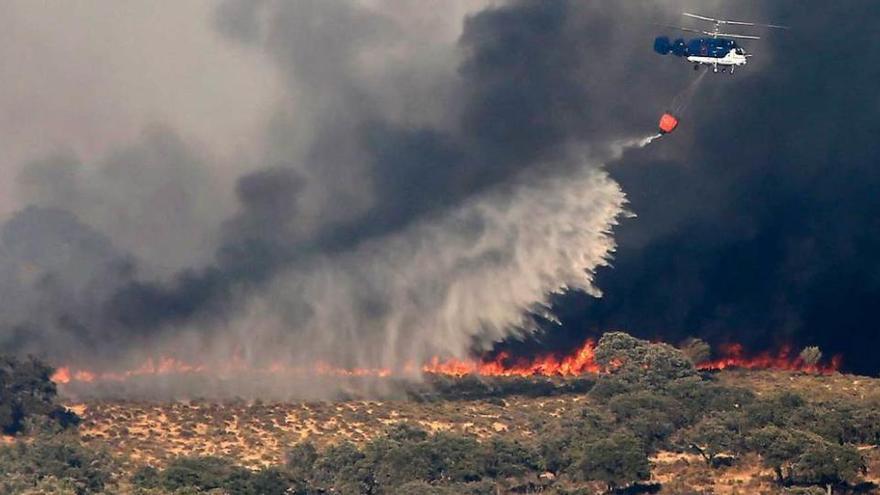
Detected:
left=653, top=23, right=705, bottom=35
left=683, top=12, right=789, bottom=30
left=716, top=32, right=761, bottom=40
left=682, top=12, right=720, bottom=24
left=722, top=20, right=789, bottom=29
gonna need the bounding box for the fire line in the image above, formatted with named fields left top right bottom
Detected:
left=50, top=339, right=841, bottom=386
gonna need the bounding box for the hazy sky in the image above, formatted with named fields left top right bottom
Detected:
left=0, top=0, right=280, bottom=215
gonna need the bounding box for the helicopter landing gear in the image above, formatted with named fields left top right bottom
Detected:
left=693, top=64, right=700, bottom=71
left=720, top=66, right=727, bottom=73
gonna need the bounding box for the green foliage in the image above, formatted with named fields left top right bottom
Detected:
left=131, top=466, right=161, bottom=489
left=285, top=441, right=318, bottom=480
left=0, top=355, right=78, bottom=435
left=418, top=374, right=595, bottom=401
left=537, top=407, right=614, bottom=474
left=783, top=487, right=827, bottom=495
left=0, top=438, right=112, bottom=495
left=667, top=380, right=755, bottom=422
left=361, top=428, right=485, bottom=490
left=743, top=392, right=806, bottom=429
left=747, top=425, right=815, bottom=484
left=791, top=442, right=864, bottom=487
left=679, top=337, right=712, bottom=365
left=282, top=424, right=544, bottom=493
left=572, top=430, right=650, bottom=492
left=482, top=438, right=539, bottom=478
left=593, top=332, right=698, bottom=392
left=133, top=456, right=301, bottom=495
left=395, top=480, right=457, bottom=494
left=679, top=412, right=744, bottom=466
left=309, top=441, right=367, bottom=491
left=608, top=390, right=688, bottom=451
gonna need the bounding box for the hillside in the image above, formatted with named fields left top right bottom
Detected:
left=50, top=370, right=879, bottom=494
left=4, top=333, right=880, bottom=495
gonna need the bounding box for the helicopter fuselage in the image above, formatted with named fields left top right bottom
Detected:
left=655, top=36, right=749, bottom=73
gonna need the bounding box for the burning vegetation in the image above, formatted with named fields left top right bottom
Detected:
left=49, top=334, right=840, bottom=390
left=2, top=331, right=877, bottom=495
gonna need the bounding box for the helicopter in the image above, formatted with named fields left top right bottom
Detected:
left=654, top=12, right=788, bottom=74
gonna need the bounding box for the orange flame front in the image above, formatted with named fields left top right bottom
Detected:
left=421, top=340, right=599, bottom=377
left=696, top=343, right=841, bottom=374
left=50, top=339, right=841, bottom=386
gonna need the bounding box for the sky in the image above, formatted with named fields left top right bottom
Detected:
left=1, top=0, right=879, bottom=388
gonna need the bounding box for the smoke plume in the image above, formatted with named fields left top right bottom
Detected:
left=2, top=0, right=699, bottom=395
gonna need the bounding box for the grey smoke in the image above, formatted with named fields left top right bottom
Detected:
left=0, top=0, right=746, bottom=395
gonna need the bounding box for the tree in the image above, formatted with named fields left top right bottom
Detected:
left=538, top=407, right=613, bottom=474
left=140, top=456, right=301, bottom=495
left=375, top=431, right=485, bottom=486
left=159, top=456, right=241, bottom=492
left=680, top=413, right=743, bottom=466
left=679, top=337, right=711, bottom=365
left=0, top=355, right=78, bottom=435
left=0, top=439, right=112, bottom=495
left=574, top=431, right=650, bottom=493
left=482, top=438, right=539, bottom=478
left=286, top=441, right=318, bottom=480
left=310, top=441, right=367, bottom=492
left=792, top=443, right=865, bottom=491
left=248, top=468, right=301, bottom=495
left=799, top=347, right=823, bottom=367
left=744, top=392, right=807, bottom=429
left=667, top=381, right=755, bottom=423
left=594, top=332, right=699, bottom=392
left=747, top=426, right=812, bottom=484
left=608, top=391, right=687, bottom=451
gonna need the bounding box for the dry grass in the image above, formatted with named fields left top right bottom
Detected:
left=63, top=370, right=880, bottom=494
left=73, top=395, right=577, bottom=470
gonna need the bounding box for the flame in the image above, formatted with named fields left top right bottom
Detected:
left=422, top=340, right=600, bottom=377
left=49, top=339, right=841, bottom=386
left=696, top=343, right=841, bottom=374
left=50, top=367, right=70, bottom=384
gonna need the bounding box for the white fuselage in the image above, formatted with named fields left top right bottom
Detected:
left=687, top=49, right=747, bottom=67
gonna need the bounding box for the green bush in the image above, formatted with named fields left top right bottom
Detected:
left=132, top=456, right=301, bottom=495
left=608, top=390, right=688, bottom=451
left=0, top=355, right=79, bottom=435
left=572, top=430, right=650, bottom=493
left=593, top=332, right=698, bottom=392
left=0, top=438, right=112, bottom=495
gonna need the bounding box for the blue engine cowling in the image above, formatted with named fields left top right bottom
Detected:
left=671, top=38, right=688, bottom=56
left=654, top=36, right=671, bottom=55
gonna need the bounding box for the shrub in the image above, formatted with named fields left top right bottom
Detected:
left=133, top=456, right=302, bottom=495
left=572, top=430, right=650, bottom=493
left=679, top=412, right=745, bottom=466
left=799, top=347, right=823, bottom=367
left=679, top=337, right=712, bottom=365
left=0, top=438, right=112, bottom=495
left=593, top=332, right=699, bottom=392
left=791, top=442, right=865, bottom=488
left=608, top=390, right=688, bottom=451
left=0, top=355, right=79, bottom=435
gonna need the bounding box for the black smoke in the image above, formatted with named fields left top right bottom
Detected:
left=0, top=0, right=641, bottom=371
left=85, top=0, right=674, bottom=337
left=506, top=1, right=880, bottom=375
left=6, top=0, right=877, bottom=381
